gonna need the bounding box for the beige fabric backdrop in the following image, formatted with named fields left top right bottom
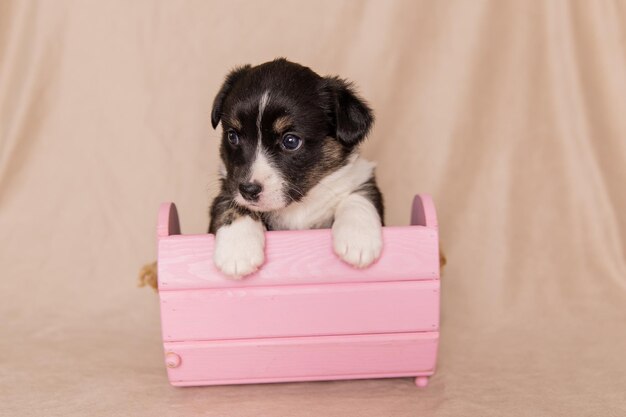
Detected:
left=1, top=1, right=626, bottom=416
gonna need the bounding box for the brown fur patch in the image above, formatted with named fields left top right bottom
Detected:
left=222, top=115, right=242, bottom=130
left=299, top=137, right=349, bottom=192
left=321, top=137, right=346, bottom=163
left=273, top=116, right=292, bottom=133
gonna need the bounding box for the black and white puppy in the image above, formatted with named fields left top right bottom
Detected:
left=209, top=58, right=384, bottom=278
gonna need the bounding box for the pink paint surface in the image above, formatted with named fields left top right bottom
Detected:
left=158, top=227, right=439, bottom=290
left=157, top=194, right=441, bottom=387
left=160, top=280, right=440, bottom=342
left=164, top=332, right=439, bottom=386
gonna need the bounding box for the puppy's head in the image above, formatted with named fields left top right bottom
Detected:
left=211, top=58, right=373, bottom=212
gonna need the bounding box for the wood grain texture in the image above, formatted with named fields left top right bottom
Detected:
left=159, top=280, right=440, bottom=341
left=164, top=332, right=439, bottom=385
left=158, top=226, right=439, bottom=290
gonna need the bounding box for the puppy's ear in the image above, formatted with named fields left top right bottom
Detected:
left=320, top=76, right=374, bottom=146
left=211, top=65, right=251, bottom=129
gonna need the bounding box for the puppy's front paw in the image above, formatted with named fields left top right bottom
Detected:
left=213, top=217, right=265, bottom=279
left=332, top=222, right=382, bottom=268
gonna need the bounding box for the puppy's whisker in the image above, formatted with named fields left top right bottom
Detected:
left=285, top=180, right=304, bottom=194
left=284, top=182, right=305, bottom=202
left=286, top=185, right=304, bottom=198
left=206, top=182, right=225, bottom=194
left=206, top=179, right=223, bottom=188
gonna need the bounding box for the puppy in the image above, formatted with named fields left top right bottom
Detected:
left=209, top=58, right=384, bottom=278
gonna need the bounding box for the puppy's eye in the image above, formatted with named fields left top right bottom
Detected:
left=227, top=130, right=240, bottom=146
left=281, top=134, right=302, bottom=151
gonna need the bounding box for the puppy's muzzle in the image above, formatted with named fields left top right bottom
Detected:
left=239, top=182, right=263, bottom=202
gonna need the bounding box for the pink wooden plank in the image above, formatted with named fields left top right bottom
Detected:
left=163, top=332, right=439, bottom=385
left=160, top=280, right=440, bottom=342
left=158, top=226, right=439, bottom=290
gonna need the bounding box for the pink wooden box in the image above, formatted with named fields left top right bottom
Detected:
left=156, top=194, right=441, bottom=388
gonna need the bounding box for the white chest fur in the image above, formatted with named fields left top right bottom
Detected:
left=267, top=156, right=376, bottom=231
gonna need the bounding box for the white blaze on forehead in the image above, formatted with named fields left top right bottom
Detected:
left=252, top=90, right=272, bottom=181
left=256, top=90, right=270, bottom=141
left=252, top=90, right=273, bottom=181
left=239, top=90, right=286, bottom=211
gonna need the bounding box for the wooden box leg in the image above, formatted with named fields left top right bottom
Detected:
left=414, top=376, right=429, bottom=388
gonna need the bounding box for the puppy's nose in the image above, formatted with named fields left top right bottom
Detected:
left=239, top=182, right=263, bottom=201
